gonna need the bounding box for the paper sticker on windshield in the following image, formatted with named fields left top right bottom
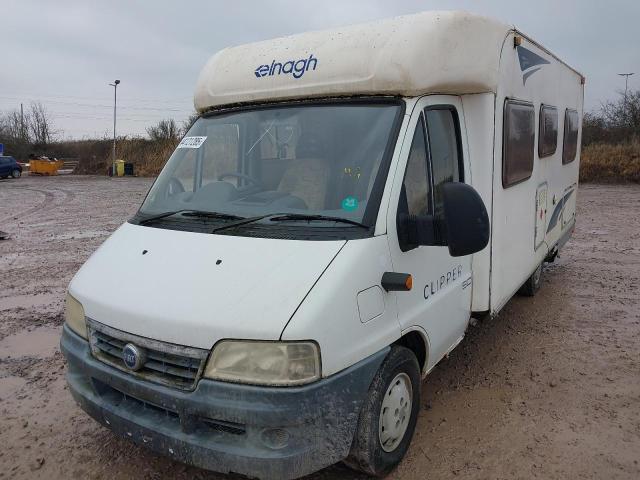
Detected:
left=177, top=136, right=207, bottom=149
left=341, top=196, right=359, bottom=211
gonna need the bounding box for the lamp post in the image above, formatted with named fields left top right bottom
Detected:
left=109, top=79, right=121, bottom=176
left=618, top=73, right=634, bottom=123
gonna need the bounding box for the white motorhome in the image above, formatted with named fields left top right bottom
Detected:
left=61, top=11, right=583, bottom=479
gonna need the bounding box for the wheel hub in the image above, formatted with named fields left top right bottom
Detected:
left=379, top=372, right=412, bottom=452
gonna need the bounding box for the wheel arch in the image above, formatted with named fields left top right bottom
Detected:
left=394, top=327, right=429, bottom=376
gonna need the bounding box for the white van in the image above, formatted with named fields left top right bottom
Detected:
left=61, top=11, right=583, bottom=479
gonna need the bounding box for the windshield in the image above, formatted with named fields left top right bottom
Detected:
left=138, top=101, right=402, bottom=232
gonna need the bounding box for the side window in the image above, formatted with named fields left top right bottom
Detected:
left=538, top=105, right=558, bottom=158
left=425, top=108, right=462, bottom=215
left=400, top=115, right=431, bottom=216
left=562, top=109, right=579, bottom=164
left=503, top=100, right=535, bottom=188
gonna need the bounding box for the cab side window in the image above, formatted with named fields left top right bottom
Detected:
left=400, top=115, right=431, bottom=217
left=396, top=107, right=464, bottom=251
left=425, top=108, right=462, bottom=215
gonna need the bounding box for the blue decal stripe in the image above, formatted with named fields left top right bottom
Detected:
left=546, top=189, right=574, bottom=233
left=517, top=46, right=550, bottom=71
left=523, top=67, right=542, bottom=85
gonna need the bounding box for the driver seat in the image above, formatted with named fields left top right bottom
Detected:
left=277, top=134, right=330, bottom=210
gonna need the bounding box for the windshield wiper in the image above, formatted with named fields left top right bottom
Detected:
left=210, top=212, right=370, bottom=233
left=137, top=209, right=244, bottom=225
left=210, top=212, right=289, bottom=233
left=269, top=214, right=370, bottom=229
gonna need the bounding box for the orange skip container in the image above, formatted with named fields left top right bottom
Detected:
left=29, top=159, right=64, bottom=175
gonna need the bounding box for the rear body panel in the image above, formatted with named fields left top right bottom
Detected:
left=489, top=32, right=582, bottom=314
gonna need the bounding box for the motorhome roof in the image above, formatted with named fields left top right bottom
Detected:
left=193, top=11, right=572, bottom=112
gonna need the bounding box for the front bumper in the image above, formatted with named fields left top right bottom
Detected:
left=61, top=325, right=388, bottom=479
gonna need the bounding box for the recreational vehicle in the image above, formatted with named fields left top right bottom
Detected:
left=61, top=11, right=583, bottom=479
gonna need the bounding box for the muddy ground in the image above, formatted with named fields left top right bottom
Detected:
left=0, top=175, right=638, bottom=479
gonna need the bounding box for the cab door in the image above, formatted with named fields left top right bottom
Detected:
left=387, top=96, right=472, bottom=371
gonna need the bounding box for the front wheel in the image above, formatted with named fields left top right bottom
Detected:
left=345, top=345, right=421, bottom=477
left=11, top=169, right=21, bottom=179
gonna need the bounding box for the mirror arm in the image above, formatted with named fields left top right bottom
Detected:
left=433, top=216, right=447, bottom=246
left=397, top=213, right=438, bottom=251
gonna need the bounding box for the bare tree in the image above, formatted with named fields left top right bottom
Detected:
left=181, top=112, right=200, bottom=135
left=599, top=90, right=640, bottom=129
left=0, top=109, right=30, bottom=143
left=583, top=89, right=640, bottom=145
left=147, top=118, right=179, bottom=142
left=29, top=102, right=53, bottom=146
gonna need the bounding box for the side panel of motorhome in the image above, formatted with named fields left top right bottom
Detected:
left=490, top=33, right=583, bottom=314
left=461, top=93, right=497, bottom=312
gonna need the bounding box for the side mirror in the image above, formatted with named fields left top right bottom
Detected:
left=441, top=182, right=490, bottom=257
left=397, top=183, right=489, bottom=257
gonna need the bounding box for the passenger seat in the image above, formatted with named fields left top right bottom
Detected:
left=277, top=134, right=330, bottom=210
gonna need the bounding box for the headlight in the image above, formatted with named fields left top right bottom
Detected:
left=204, top=340, right=321, bottom=386
left=65, top=293, right=87, bottom=339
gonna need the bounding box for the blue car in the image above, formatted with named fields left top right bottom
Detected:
left=0, top=156, right=22, bottom=179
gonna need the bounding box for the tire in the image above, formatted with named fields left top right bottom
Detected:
left=518, top=262, right=542, bottom=296
left=11, top=169, right=21, bottom=179
left=345, top=345, right=421, bottom=477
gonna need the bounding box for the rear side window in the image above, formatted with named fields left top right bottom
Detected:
left=562, top=109, right=579, bottom=164
left=538, top=105, right=558, bottom=158
left=425, top=108, right=462, bottom=215
left=503, top=100, right=535, bottom=188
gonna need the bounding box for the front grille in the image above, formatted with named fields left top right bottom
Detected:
left=201, top=418, right=246, bottom=436
left=92, top=378, right=247, bottom=437
left=87, top=319, right=209, bottom=391
left=93, top=378, right=180, bottom=421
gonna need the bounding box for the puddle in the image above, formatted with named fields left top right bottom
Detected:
left=0, top=292, right=61, bottom=311
left=0, top=325, right=61, bottom=358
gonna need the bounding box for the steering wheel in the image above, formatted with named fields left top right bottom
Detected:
left=217, top=172, right=262, bottom=188
left=166, top=177, right=185, bottom=197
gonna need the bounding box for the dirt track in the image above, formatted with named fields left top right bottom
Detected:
left=0, top=175, right=639, bottom=479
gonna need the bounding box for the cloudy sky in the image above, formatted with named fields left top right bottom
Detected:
left=2, top=0, right=639, bottom=139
